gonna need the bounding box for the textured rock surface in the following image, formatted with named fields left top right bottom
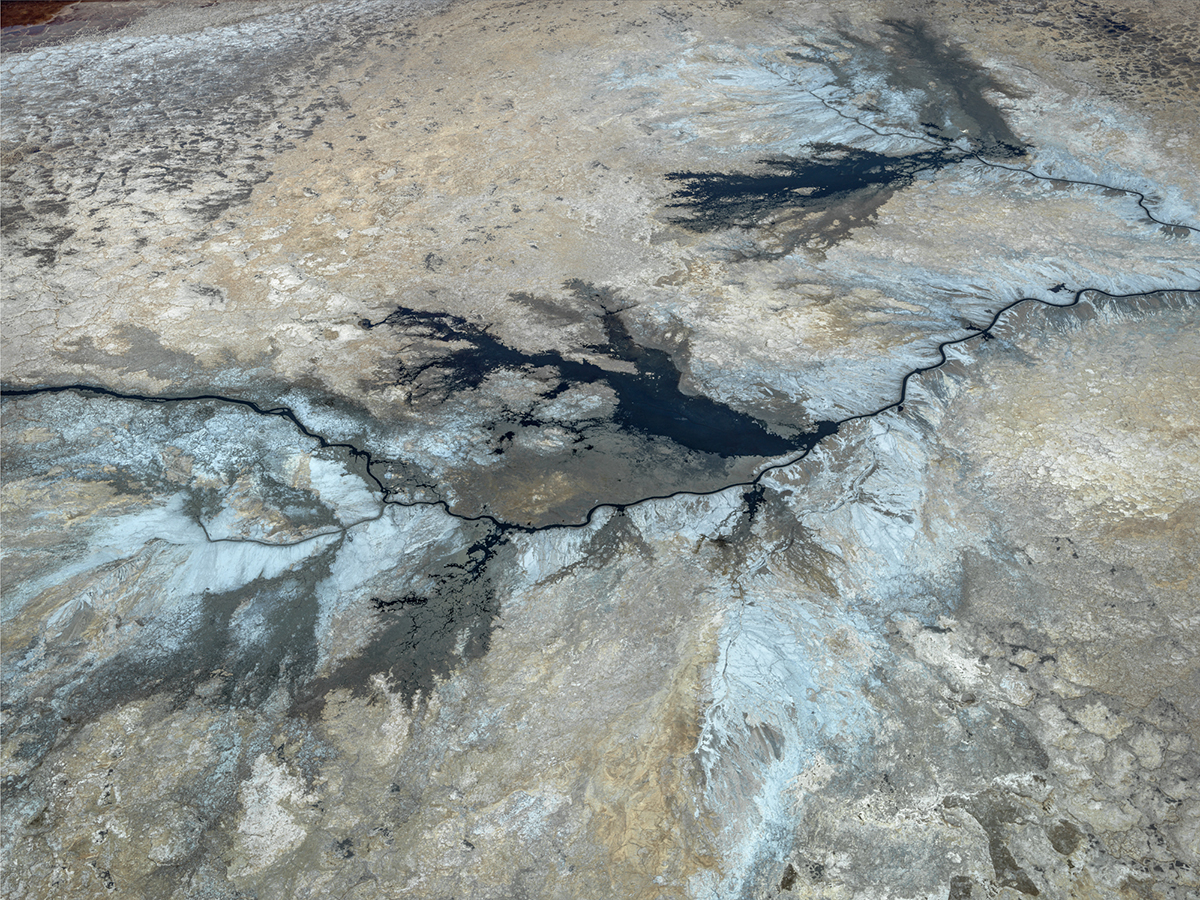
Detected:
left=2, top=2, right=1197, bottom=898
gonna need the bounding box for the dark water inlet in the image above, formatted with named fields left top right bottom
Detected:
left=664, top=140, right=1026, bottom=235
left=665, top=144, right=965, bottom=232
left=362, top=301, right=816, bottom=459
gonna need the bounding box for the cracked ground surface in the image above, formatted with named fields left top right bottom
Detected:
left=2, top=2, right=1199, bottom=898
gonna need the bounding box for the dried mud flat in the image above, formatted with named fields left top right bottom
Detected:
left=2, top=2, right=1198, bottom=898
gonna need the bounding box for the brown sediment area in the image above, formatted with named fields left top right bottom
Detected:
left=0, top=0, right=169, bottom=52
left=0, top=2, right=74, bottom=28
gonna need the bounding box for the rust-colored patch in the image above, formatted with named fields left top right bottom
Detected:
left=1, top=2, right=74, bottom=28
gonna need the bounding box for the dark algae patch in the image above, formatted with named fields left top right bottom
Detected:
left=780, top=862, right=799, bottom=890
left=1046, top=820, right=1085, bottom=856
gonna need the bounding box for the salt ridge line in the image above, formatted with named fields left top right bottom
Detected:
left=4, top=285, right=1197, bottom=539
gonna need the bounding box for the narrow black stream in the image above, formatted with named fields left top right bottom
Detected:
left=5, top=286, right=1196, bottom=537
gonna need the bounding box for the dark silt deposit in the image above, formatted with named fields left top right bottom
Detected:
left=298, top=524, right=504, bottom=714
left=871, top=19, right=1027, bottom=151
left=363, top=298, right=815, bottom=459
